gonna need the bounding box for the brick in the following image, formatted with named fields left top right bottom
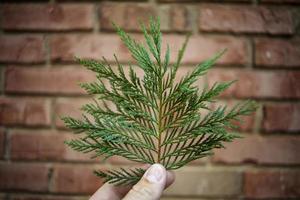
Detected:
left=50, top=34, right=248, bottom=65
left=1, top=4, right=93, bottom=31
left=170, top=5, right=190, bottom=32
left=0, top=163, right=49, bottom=192
left=10, top=130, right=92, bottom=162
left=207, top=69, right=300, bottom=99
left=245, top=170, right=300, bottom=198
left=261, top=0, right=300, bottom=3
left=0, top=194, right=6, bottom=200
left=199, top=5, right=293, bottom=34
left=255, top=38, right=300, bottom=68
left=99, top=3, right=155, bottom=31
left=213, top=135, right=300, bottom=165
left=0, top=129, right=4, bottom=159
left=0, top=35, right=45, bottom=63
left=0, top=97, right=50, bottom=127
left=50, top=34, right=131, bottom=63
left=210, top=100, right=255, bottom=131
left=54, top=98, right=91, bottom=129
left=157, top=35, right=247, bottom=65
left=5, top=66, right=95, bottom=95
left=263, top=103, right=300, bottom=132
left=164, top=167, right=242, bottom=196
left=51, top=165, right=103, bottom=194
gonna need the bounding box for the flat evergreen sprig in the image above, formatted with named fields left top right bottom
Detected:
left=62, top=17, right=257, bottom=186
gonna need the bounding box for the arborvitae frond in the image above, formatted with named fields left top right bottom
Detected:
left=63, top=17, right=257, bottom=185
left=95, top=168, right=146, bottom=186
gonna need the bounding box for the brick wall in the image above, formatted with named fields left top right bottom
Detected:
left=0, top=1, right=299, bottom=199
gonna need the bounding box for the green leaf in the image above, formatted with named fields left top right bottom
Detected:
left=64, top=17, right=257, bottom=185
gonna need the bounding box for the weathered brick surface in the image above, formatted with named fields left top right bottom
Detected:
left=10, top=130, right=91, bottom=161
left=0, top=1, right=299, bottom=199
left=255, top=38, right=300, bottom=68
left=51, top=164, right=103, bottom=194
left=213, top=135, right=300, bottom=165
left=199, top=5, right=293, bottom=34
left=50, top=34, right=130, bottom=63
left=262, top=103, right=300, bottom=132
left=244, top=170, right=300, bottom=198
left=207, top=69, right=300, bottom=99
left=0, top=194, right=6, bottom=200
left=210, top=100, right=255, bottom=131
left=5, top=66, right=95, bottom=95
left=0, top=97, right=51, bottom=127
left=0, top=129, right=5, bottom=159
left=0, top=163, right=49, bottom=192
left=54, top=98, right=92, bottom=129
left=50, top=34, right=248, bottom=65
left=164, top=35, right=248, bottom=65
left=99, top=3, right=155, bottom=31
left=170, top=5, right=190, bottom=32
left=261, top=0, right=300, bottom=3
left=164, top=168, right=242, bottom=196
left=0, top=35, right=45, bottom=63
left=1, top=4, right=93, bottom=30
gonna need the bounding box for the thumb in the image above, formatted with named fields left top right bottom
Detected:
left=123, top=164, right=166, bottom=200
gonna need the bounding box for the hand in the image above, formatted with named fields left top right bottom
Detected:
left=90, top=164, right=175, bottom=200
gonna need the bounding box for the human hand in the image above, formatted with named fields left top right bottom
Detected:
left=90, top=164, right=175, bottom=200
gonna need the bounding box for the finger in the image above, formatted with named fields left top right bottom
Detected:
left=89, top=164, right=149, bottom=200
left=89, top=183, right=131, bottom=200
left=89, top=165, right=175, bottom=200
left=166, top=170, right=175, bottom=188
left=123, top=164, right=167, bottom=200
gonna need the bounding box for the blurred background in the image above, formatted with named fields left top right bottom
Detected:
left=0, top=0, right=299, bottom=199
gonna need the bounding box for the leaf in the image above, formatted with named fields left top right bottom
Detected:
left=64, top=17, right=257, bottom=185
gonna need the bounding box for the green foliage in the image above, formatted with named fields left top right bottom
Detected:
left=63, top=17, right=257, bottom=185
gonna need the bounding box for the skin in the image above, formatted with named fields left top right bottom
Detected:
left=90, top=164, right=175, bottom=200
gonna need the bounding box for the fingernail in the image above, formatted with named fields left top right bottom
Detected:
left=145, top=164, right=164, bottom=183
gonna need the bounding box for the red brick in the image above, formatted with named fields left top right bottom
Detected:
left=261, top=0, right=300, bottom=3
left=213, top=135, right=300, bottom=165
left=245, top=170, right=300, bottom=198
left=0, top=194, right=6, bottom=200
left=99, top=3, right=155, bottom=31
left=0, top=163, right=49, bottom=192
left=210, top=100, right=255, bottom=131
left=1, top=4, right=93, bottom=31
left=51, top=165, right=103, bottom=194
left=50, top=34, right=248, bottom=65
left=5, top=66, right=95, bottom=95
left=165, top=168, right=242, bottom=196
left=255, top=38, right=300, bottom=68
left=50, top=34, right=131, bottom=63
left=0, top=35, right=45, bottom=63
left=54, top=98, right=91, bottom=129
left=199, top=5, right=293, bottom=34
left=0, top=129, right=5, bottom=159
left=10, top=130, right=92, bottom=162
left=207, top=69, right=300, bottom=99
left=0, top=97, right=50, bottom=127
left=263, top=103, right=300, bottom=132
left=170, top=5, right=190, bottom=32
